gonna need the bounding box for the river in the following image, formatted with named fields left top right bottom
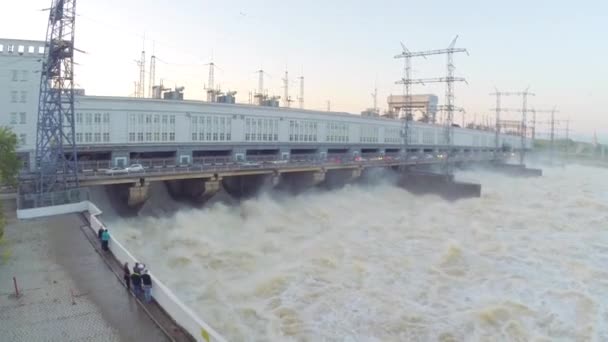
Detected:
left=108, top=164, right=608, bottom=341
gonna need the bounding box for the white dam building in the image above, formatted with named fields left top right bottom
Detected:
left=1, top=38, right=528, bottom=169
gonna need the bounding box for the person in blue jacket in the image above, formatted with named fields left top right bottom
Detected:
left=101, top=229, right=110, bottom=251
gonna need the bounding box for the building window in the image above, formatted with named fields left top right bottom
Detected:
left=76, top=133, right=83, bottom=143
left=169, top=132, right=175, bottom=141
left=28, top=46, right=35, bottom=53
left=19, top=134, right=26, bottom=146
left=11, top=70, right=18, bottom=81
left=85, top=113, right=92, bottom=125
left=103, top=113, right=110, bottom=124
left=146, top=132, right=152, bottom=141
left=10, top=91, right=17, bottom=103
left=0, top=44, right=3, bottom=52
left=162, top=132, right=168, bottom=141
left=10, top=112, right=17, bottom=124
left=18, top=45, right=24, bottom=53
left=76, top=113, right=82, bottom=124
left=85, top=133, right=92, bottom=143
left=19, top=112, right=26, bottom=124
left=169, top=116, right=175, bottom=125
left=94, top=133, right=101, bottom=142
left=7, top=44, right=15, bottom=53
left=129, top=132, right=135, bottom=142
left=19, top=91, right=26, bottom=103
left=154, top=132, right=160, bottom=141
left=38, top=46, right=44, bottom=54
left=94, top=113, right=101, bottom=124
left=137, top=133, right=144, bottom=142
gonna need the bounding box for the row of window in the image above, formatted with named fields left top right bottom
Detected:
left=384, top=127, right=401, bottom=144
left=326, top=122, right=349, bottom=143
left=129, top=113, right=176, bottom=126
left=422, top=129, right=435, bottom=144
left=360, top=125, right=380, bottom=143
left=9, top=91, right=27, bottom=103
left=289, top=120, right=318, bottom=142
left=128, top=132, right=176, bottom=142
left=245, top=117, right=279, bottom=142
left=9, top=112, right=26, bottom=125
left=76, top=112, right=111, bottom=125
left=0, top=44, right=44, bottom=54
left=76, top=132, right=111, bottom=143
left=128, top=114, right=176, bottom=143
left=10, top=70, right=28, bottom=82
left=190, top=115, right=232, bottom=142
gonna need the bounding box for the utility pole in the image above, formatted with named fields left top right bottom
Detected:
left=36, top=0, right=79, bottom=195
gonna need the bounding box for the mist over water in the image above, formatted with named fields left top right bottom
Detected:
left=106, top=165, right=608, bottom=341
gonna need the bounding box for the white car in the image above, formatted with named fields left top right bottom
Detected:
left=105, top=167, right=127, bottom=175
left=126, top=164, right=145, bottom=173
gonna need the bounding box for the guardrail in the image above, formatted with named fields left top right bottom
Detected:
left=19, top=153, right=502, bottom=183
left=86, top=208, right=226, bottom=342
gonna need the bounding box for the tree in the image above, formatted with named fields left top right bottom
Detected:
left=0, top=127, right=20, bottom=187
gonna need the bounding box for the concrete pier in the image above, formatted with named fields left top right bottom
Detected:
left=491, top=163, right=543, bottom=177
left=166, top=177, right=221, bottom=204
left=279, top=170, right=326, bottom=193
left=398, top=171, right=481, bottom=200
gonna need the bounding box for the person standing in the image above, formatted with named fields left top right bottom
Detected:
left=101, top=229, right=110, bottom=251
left=123, top=262, right=131, bottom=290
left=131, top=271, right=142, bottom=298
left=141, top=270, right=153, bottom=303
left=97, top=226, right=104, bottom=241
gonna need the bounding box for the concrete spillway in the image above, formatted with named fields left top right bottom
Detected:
left=104, top=164, right=607, bottom=341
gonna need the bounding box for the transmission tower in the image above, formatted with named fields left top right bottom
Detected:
left=282, top=70, right=292, bottom=108
left=489, top=89, right=535, bottom=164
left=148, top=54, right=156, bottom=98
left=134, top=48, right=146, bottom=98
left=204, top=62, right=220, bottom=102
left=395, top=36, right=468, bottom=175
left=298, top=75, right=304, bottom=109
left=35, top=0, right=79, bottom=194
left=371, top=86, right=378, bottom=114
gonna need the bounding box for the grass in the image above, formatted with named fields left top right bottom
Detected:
left=0, top=201, right=10, bottom=264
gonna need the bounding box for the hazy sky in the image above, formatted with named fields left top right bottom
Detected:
left=3, top=0, right=606, bottom=140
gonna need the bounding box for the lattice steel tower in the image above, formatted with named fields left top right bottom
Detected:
left=35, top=0, right=79, bottom=193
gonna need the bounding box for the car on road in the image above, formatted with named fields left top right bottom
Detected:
left=126, top=164, right=145, bottom=173
left=105, top=167, right=128, bottom=175
left=238, top=161, right=261, bottom=168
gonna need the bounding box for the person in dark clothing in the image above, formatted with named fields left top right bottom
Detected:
left=101, top=229, right=110, bottom=251
left=131, top=271, right=142, bottom=298
left=97, top=226, right=104, bottom=241
left=141, top=270, right=153, bottom=303
left=123, top=262, right=131, bottom=290
left=133, top=262, right=139, bottom=274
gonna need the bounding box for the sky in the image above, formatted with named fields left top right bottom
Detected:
left=2, top=0, right=607, bottom=141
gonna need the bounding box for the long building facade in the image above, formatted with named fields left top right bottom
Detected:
left=1, top=38, right=529, bottom=170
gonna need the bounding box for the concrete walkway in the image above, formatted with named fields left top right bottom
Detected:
left=0, top=199, right=169, bottom=342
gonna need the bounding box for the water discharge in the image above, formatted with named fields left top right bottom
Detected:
left=106, top=165, right=608, bottom=341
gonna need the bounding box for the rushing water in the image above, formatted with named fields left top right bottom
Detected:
left=109, top=165, right=608, bottom=341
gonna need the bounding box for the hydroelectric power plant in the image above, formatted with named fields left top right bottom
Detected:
left=7, top=0, right=607, bottom=341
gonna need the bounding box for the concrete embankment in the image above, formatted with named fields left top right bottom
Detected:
left=0, top=199, right=169, bottom=341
